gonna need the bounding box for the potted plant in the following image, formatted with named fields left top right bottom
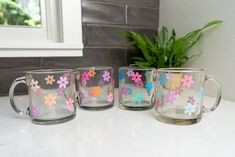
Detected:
left=122, top=20, right=222, bottom=89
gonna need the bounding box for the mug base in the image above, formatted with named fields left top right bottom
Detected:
left=154, top=114, right=202, bottom=125
left=31, top=113, right=76, bottom=125
left=119, top=104, right=154, bottom=111
left=79, top=104, right=114, bottom=111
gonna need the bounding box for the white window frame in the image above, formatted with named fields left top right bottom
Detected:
left=0, top=0, right=83, bottom=57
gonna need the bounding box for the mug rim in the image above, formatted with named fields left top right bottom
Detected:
left=76, top=66, right=113, bottom=71
left=156, top=68, right=204, bottom=73
left=25, top=69, right=73, bottom=74
left=119, top=66, right=155, bottom=71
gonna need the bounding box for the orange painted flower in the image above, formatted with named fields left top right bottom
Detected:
left=45, top=75, right=55, bottom=85
left=88, top=68, right=96, bottom=77
left=92, top=86, right=102, bottom=96
left=44, top=94, right=56, bottom=107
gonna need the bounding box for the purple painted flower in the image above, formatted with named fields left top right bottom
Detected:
left=98, top=80, right=103, bottom=87
left=57, top=76, right=69, bottom=89
left=56, top=88, right=65, bottom=96
left=187, top=96, right=195, bottom=104
left=31, top=105, right=39, bottom=118
left=127, top=69, right=134, bottom=77
left=103, top=71, right=111, bottom=82
left=164, top=91, right=176, bottom=104
left=79, top=92, right=85, bottom=103
left=121, top=86, right=129, bottom=96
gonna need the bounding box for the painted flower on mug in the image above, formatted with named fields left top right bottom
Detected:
left=66, top=98, right=74, bottom=111
left=181, top=74, right=194, bottom=88
left=81, top=72, right=89, bottom=82
left=35, top=87, right=42, bottom=95
left=159, top=73, right=167, bottom=85
left=88, top=68, right=96, bottom=77
left=44, top=94, right=56, bottom=107
left=56, top=88, right=64, bottom=96
left=57, top=76, right=69, bottom=89
left=166, top=73, right=173, bottom=81
left=45, top=75, right=55, bottom=85
left=174, top=87, right=183, bottom=95
left=134, top=92, right=144, bottom=103
left=184, top=103, right=196, bottom=116
left=121, top=86, right=129, bottom=96
left=145, top=71, right=150, bottom=80
left=127, top=69, right=134, bottom=77
left=145, top=82, right=153, bottom=91
left=131, top=72, right=142, bottom=83
left=79, top=92, right=85, bottom=103
left=198, top=87, right=205, bottom=99
left=92, top=86, right=102, bottom=96
left=82, top=80, right=87, bottom=87
left=31, top=105, right=39, bottom=118
left=128, top=87, right=133, bottom=95
left=164, top=91, right=176, bottom=104
left=119, top=70, right=125, bottom=81
left=155, top=99, right=161, bottom=109
left=107, top=92, right=114, bottom=103
left=136, top=81, right=144, bottom=88
left=30, top=79, right=40, bottom=92
left=103, top=71, right=111, bottom=82
left=187, top=96, right=195, bottom=104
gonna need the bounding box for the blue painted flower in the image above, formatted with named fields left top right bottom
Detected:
left=159, top=73, right=167, bottom=85
left=184, top=103, right=196, bottom=116
left=128, top=87, right=133, bottom=95
left=119, top=70, right=125, bottom=81
left=145, top=82, right=153, bottom=91
left=198, top=87, right=205, bottom=99
left=134, top=92, right=144, bottom=103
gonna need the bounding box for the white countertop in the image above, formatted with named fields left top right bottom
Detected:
left=0, top=91, right=235, bottom=157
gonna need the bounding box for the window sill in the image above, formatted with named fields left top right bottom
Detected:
left=0, top=43, right=83, bottom=57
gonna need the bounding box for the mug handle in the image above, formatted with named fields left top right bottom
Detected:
left=9, top=76, right=29, bottom=116
left=203, top=75, right=222, bottom=113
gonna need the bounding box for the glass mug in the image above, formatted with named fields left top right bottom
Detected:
left=9, top=69, right=76, bottom=124
left=155, top=68, right=222, bottom=125
left=76, top=66, right=114, bottom=110
left=119, top=67, right=155, bottom=110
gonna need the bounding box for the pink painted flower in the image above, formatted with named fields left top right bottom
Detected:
left=181, top=74, right=194, bottom=88
left=127, top=69, right=134, bottom=77
left=136, top=81, right=144, bottom=88
left=155, top=99, right=161, bottom=109
left=164, top=91, right=176, bottom=104
left=107, top=92, right=114, bottom=103
left=131, top=72, right=142, bottom=83
left=88, top=88, right=94, bottom=96
left=103, top=71, right=110, bottom=82
left=174, top=87, right=183, bottom=95
left=81, top=72, right=89, bottom=82
left=82, top=80, right=87, bottom=87
left=57, top=76, right=69, bottom=89
left=66, top=98, right=74, bottom=111
left=35, top=87, right=42, bottom=95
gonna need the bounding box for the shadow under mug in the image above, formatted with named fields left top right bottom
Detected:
left=155, top=68, right=222, bottom=125
left=9, top=69, right=76, bottom=125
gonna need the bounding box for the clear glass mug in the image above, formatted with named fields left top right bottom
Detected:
left=9, top=69, right=76, bottom=124
left=119, top=67, right=156, bottom=110
left=155, top=68, right=222, bottom=125
left=76, top=66, right=114, bottom=110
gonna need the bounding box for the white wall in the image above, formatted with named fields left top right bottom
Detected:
left=160, top=0, right=235, bottom=101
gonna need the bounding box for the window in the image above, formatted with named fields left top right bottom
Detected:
left=0, top=0, right=83, bottom=57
